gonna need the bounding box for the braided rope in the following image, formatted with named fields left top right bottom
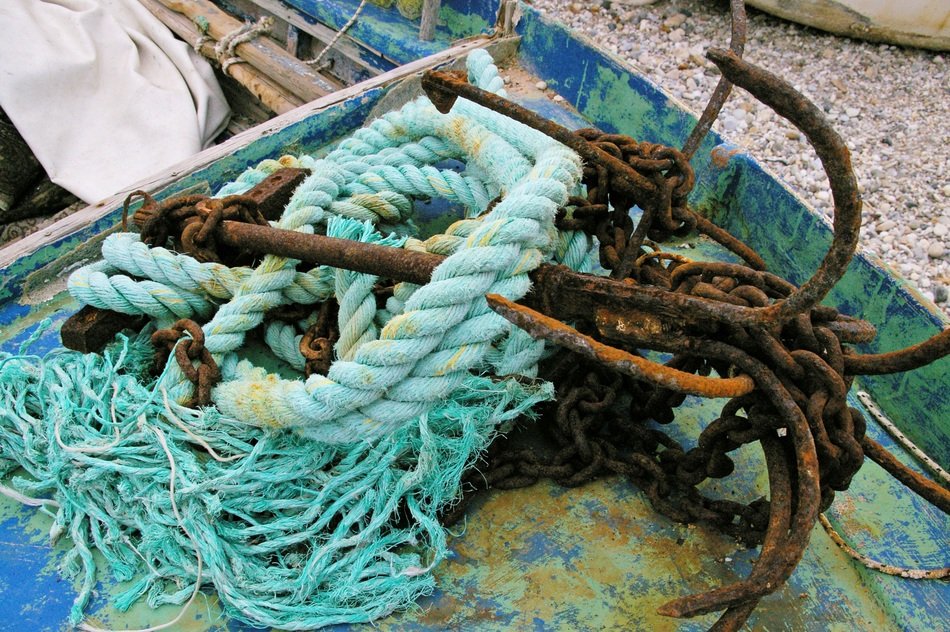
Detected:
left=0, top=50, right=604, bottom=631
left=213, top=16, right=275, bottom=73
left=68, top=49, right=588, bottom=443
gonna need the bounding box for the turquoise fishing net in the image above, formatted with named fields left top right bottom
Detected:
left=0, top=328, right=551, bottom=628
left=0, top=50, right=586, bottom=628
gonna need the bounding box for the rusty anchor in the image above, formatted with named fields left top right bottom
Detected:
left=60, top=8, right=950, bottom=629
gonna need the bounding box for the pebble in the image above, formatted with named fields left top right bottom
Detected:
left=552, top=94, right=565, bottom=103
left=936, top=285, right=949, bottom=303
left=535, top=80, right=548, bottom=91
left=533, top=0, right=950, bottom=316
left=664, top=13, right=687, bottom=29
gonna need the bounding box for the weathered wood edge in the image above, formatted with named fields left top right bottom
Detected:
left=0, top=35, right=518, bottom=270
left=246, top=0, right=388, bottom=75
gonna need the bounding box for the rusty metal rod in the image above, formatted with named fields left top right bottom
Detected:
left=680, top=0, right=747, bottom=160
left=421, top=70, right=660, bottom=197
left=485, top=293, right=756, bottom=399
left=861, top=436, right=950, bottom=514
left=706, top=48, right=862, bottom=326
left=219, top=220, right=443, bottom=285
left=845, top=328, right=950, bottom=375
left=210, top=219, right=783, bottom=329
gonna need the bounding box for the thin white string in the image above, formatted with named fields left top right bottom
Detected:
left=78, top=425, right=204, bottom=632
left=306, top=0, right=367, bottom=71
left=161, top=389, right=244, bottom=462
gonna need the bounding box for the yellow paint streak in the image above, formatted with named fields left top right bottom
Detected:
left=435, top=344, right=467, bottom=376
left=427, top=174, right=454, bottom=197
left=381, top=312, right=417, bottom=339
left=510, top=251, right=537, bottom=275
left=468, top=221, right=501, bottom=248
left=234, top=375, right=288, bottom=429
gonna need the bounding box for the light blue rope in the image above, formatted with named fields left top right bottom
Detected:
left=0, top=49, right=598, bottom=630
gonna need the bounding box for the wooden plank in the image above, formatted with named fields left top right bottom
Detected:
left=140, top=0, right=303, bottom=115
left=158, top=0, right=340, bottom=102
left=0, top=35, right=515, bottom=269
left=245, top=0, right=386, bottom=75
left=419, top=0, right=441, bottom=41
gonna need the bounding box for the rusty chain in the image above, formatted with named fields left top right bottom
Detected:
left=80, top=8, right=950, bottom=628
left=124, top=190, right=270, bottom=266
left=422, top=43, right=950, bottom=632
left=151, top=318, right=221, bottom=408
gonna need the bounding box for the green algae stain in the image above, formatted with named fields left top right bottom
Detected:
left=578, top=64, right=658, bottom=139
left=439, top=5, right=490, bottom=41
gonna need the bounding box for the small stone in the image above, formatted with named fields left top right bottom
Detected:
left=942, top=184, right=950, bottom=197
left=668, top=28, right=685, bottom=42
left=535, top=80, right=548, bottom=91
left=786, top=130, right=801, bottom=141
left=935, top=285, right=949, bottom=304
left=552, top=94, right=565, bottom=103
left=876, top=219, right=897, bottom=232
left=663, top=13, right=687, bottom=29
left=928, top=242, right=946, bottom=258
left=934, top=223, right=948, bottom=237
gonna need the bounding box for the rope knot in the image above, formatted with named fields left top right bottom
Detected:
left=152, top=319, right=221, bottom=408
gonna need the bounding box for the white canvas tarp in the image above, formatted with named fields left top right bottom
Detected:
left=0, top=0, right=230, bottom=204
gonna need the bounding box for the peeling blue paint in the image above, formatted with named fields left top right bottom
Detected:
left=0, top=3, right=946, bottom=630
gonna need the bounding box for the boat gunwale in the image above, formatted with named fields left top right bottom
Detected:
left=0, top=4, right=946, bottom=629
left=0, top=34, right=511, bottom=271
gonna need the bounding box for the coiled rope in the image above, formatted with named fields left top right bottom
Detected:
left=0, top=50, right=595, bottom=629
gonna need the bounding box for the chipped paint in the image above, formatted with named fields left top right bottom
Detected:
left=0, top=3, right=946, bottom=629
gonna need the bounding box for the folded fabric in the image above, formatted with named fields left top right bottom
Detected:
left=0, top=0, right=230, bottom=204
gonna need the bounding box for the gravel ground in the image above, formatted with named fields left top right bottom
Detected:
left=530, top=0, right=950, bottom=317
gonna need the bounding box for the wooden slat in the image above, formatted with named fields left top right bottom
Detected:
left=158, top=0, right=340, bottom=102
left=419, top=0, right=441, bottom=41
left=140, top=0, right=303, bottom=115
left=245, top=0, right=385, bottom=76
left=0, top=35, right=516, bottom=269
